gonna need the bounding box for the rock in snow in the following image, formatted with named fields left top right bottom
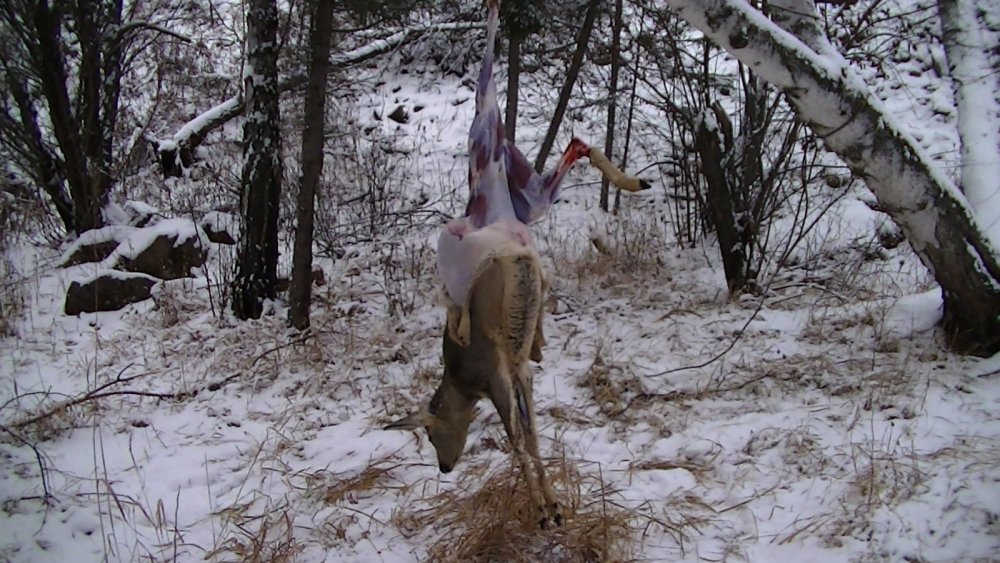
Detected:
left=64, top=271, right=159, bottom=315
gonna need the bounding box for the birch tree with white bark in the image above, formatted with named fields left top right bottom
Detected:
left=936, top=0, right=1000, bottom=247
left=232, top=0, right=282, bottom=320
left=662, top=0, right=1000, bottom=356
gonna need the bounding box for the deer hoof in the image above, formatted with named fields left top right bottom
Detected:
left=551, top=503, right=564, bottom=527
left=537, top=503, right=564, bottom=529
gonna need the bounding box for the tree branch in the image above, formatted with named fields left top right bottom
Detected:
left=156, top=20, right=483, bottom=176
left=661, top=0, right=1000, bottom=354
left=111, top=20, right=193, bottom=48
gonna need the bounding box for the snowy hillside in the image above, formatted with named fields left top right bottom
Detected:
left=2, top=1, right=999, bottom=562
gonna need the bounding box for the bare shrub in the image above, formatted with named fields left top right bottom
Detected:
left=377, top=236, right=437, bottom=319
left=315, top=129, right=440, bottom=251
left=0, top=176, right=65, bottom=336
left=308, top=125, right=445, bottom=318
left=203, top=238, right=238, bottom=319
left=152, top=279, right=207, bottom=328
left=835, top=433, right=925, bottom=542
left=633, top=7, right=864, bottom=296
left=539, top=205, right=672, bottom=296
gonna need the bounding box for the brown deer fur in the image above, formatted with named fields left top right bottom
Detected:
left=385, top=242, right=561, bottom=527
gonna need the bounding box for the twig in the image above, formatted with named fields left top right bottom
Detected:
left=715, top=481, right=782, bottom=514
left=8, top=365, right=176, bottom=429
left=611, top=366, right=778, bottom=417
left=976, top=367, right=1000, bottom=378
left=644, top=294, right=768, bottom=378
left=0, top=425, right=52, bottom=500
left=9, top=331, right=323, bottom=432
left=250, top=330, right=316, bottom=367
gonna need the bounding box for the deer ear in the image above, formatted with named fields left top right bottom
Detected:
left=384, top=408, right=433, bottom=431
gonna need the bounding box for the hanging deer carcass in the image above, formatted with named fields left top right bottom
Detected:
left=385, top=225, right=562, bottom=527
left=384, top=0, right=653, bottom=526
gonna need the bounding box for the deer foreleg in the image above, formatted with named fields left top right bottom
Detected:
left=489, top=357, right=553, bottom=527
left=514, top=367, right=562, bottom=526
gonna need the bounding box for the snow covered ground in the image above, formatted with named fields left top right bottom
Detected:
left=4, top=189, right=999, bottom=561
left=3, top=3, right=1000, bottom=561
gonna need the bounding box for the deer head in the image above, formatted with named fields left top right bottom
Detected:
left=385, top=373, right=477, bottom=473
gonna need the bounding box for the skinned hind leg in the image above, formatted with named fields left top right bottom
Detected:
left=513, top=365, right=562, bottom=526
left=488, top=354, right=555, bottom=527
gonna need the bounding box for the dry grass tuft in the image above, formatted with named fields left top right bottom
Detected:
left=0, top=250, right=26, bottom=338
left=309, top=461, right=404, bottom=506
left=413, top=457, right=635, bottom=562
left=207, top=502, right=300, bottom=563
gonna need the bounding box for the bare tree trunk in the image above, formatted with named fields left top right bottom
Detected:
left=232, top=0, right=282, bottom=321
left=2, top=0, right=186, bottom=235
left=100, top=0, right=125, bottom=192
left=664, top=0, right=1000, bottom=355
left=937, top=0, right=1000, bottom=248
left=288, top=0, right=334, bottom=331
left=599, top=0, right=624, bottom=212
left=31, top=1, right=100, bottom=233
left=534, top=0, right=601, bottom=173
left=3, top=65, right=76, bottom=232
left=18, top=0, right=126, bottom=234
left=504, top=33, right=521, bottom=141
left=696, top=108, right=747, bottom=293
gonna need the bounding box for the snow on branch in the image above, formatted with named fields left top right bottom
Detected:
left=168, top=97, right=241, bottom=148
left=334, top=21, right=483, bottom=65
left=156, top=20, right=483, bottom=176
left=112, top=20, right=193, bottom=47
left=661, top=0, right=993, bottom=251
left=279, top=20, right=483, bottom=92
left=662, top=0, right=1000, bottom=354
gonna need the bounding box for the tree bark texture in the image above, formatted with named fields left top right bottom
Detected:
left=0, top=0, right=169, bottom=234
left=534, top=0, right=601, bottom=173
left=504, top=33, right=521, bottom=142
left=664, top=0, right=1000, bottom=355
left=288, top=0, right=334, bottom=331
left=12, top=0, right=126, bottom=234
left=696, top=111, right=747, bottom=294
left=936, top=0, right=1000, bottom=249
left=600, top=0, right=624, bottom=212
left=232, top=0, right=282, bottom=321
left=30, top=1, right=106, bottom=233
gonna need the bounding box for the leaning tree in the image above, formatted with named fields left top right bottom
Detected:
left=662, top=0, right=1000, bottom=355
